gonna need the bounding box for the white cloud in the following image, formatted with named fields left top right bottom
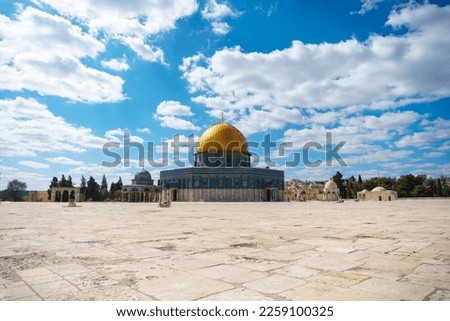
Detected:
left=156, top=100, right=194, bottom=116
left=0, top=97, right=108, bottom=157
left=201, top=0, right=237, bottom=20
left=0, top=6, right=125, bottom=103
left=181, top=4, right=450, bottom=134
left=157, top=116, right=201, bottom=132
left=105, top=129, right=144, bottom=144
left=340, top=111, right=421, bottom=132
left=46, top=157, right=85, bottom=166
left=345, top=149, right=414, bottom=166
left=101, top=57, right=129, bottom=71
left=19, top=160, right=50, bottom=169
left=154, top=101, right=200, bottom=131
left=211, top=21, right=231, bottom=35
left=201, top=0, right=239, bottom=35
left=34, top=0, right=198, bottom=62
left=425, top=152, right=444, bottom=158
left=354, top=0, right=385, bottom=15
left=281, top=110, right=422, bottom=168
left=395, top=118, right=450, bottom=148
left=118, top=36, right=165, bottom=63
left=137, top=128, right=151, bottom=134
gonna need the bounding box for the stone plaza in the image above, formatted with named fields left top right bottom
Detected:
left=0, top=199, right=449, bottom=301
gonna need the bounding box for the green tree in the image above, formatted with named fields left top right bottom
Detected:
left=413, top=185, right=433, bottom=197
left=437, top=178, right=443, bottom=197
left=47, top=177, right=59, bottom=200
left=100, top=174, right=108, bottom=201
left=375, top=177, right=395, bottom=190
left=109, top=177, right=123, bottom=200
left=357, top=175, right=363, bottom=184
left=5, top=179, right=27, bottom=201
left=396, top=174, right=426, bottom=197
left=67, top=175, right=74, bottom=188
left=101, top=174, right=108, bottom=190
left=86, top=176, right=100, bottom=201
left=332, top=171, right=347, bottom=198
left=80, top=175, right=87, bottom=199
left=59, top=174, right=67, bottom=187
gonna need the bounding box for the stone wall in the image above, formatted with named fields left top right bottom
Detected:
left=176, top=188, right=283, bottom=202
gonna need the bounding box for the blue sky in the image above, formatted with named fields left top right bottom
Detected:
left=1, top=0, right=449, bottom=190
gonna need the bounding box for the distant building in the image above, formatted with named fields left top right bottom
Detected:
left=285, top=178, right=340, bottom=201
left=322, top=178, right=340, bottom=201
left=122, top=168, right=160, bottom=202
left=50, top=187, right=82, bottom=202
left=357, top=186, right=398, bottom=201
left=160, top=121, right=284, bottom=201
left=285, top=179, right=306, bottom=201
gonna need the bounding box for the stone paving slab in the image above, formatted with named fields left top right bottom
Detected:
left=200, top=288, right=274, bottom=301
left=243, top=274, right=306, bottom=294
left=0, top=200, right=449, bottom=301
left=351, top=277, right=435, bottom=300
left=0, top=285, right=35, bottom=300
left=131, top=271, right=234, bottom=300
left=280, top=283, right=391, bottom=301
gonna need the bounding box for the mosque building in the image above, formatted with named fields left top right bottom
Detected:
left=122, top=168, right=160, bottom=202
left=160, top=121, right=284, bottom=202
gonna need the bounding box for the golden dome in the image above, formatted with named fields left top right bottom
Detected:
left=197, top=122, right=249, bottom=154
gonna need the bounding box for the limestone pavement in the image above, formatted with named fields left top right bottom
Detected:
left=0, top=200, right=449, bottom=301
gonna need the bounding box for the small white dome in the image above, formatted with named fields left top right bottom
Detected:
left=324, top=179, right=338, bottom=191
left=372, top=186, right=387, bottom=192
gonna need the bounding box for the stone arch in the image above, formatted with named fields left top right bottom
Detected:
left=62, top=190, right=69, bottom=202
left=51, top=187, right=81, bottom=203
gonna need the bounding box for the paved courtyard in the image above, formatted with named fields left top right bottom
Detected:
left=0, top=199, right=449, bottom=301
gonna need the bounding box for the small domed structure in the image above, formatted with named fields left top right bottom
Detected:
left=357, top=186, right=398, bottom=201
left=132, top=168, right=153, bottom=185
left=122, top=168, right=158, bottom=203
left=324, top=179, right=338, bottom=191
left=322, top=178, right=340, bottom=201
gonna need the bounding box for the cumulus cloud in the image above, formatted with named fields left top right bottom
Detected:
left=19, top=160, right=50, bottom=169
left=395, top=118, right=450, bottom=148
left=154, top=101, right=200, bottom=131
left=0, top=6, right=125, bottom=103
left=212, top=21, right=231, bottom=35
left=101, top=57, right=129, bottom=71
left=0, top=97, right=108, bottom=157
left=201, top=0, right=239, bottom=35
left=105, top=129, right=144, bottom=144
left=181, top=4, right=450, bottom=134
left=156, top=100, right=194, bottom=116
left=201, top=0, right=237, bottom=20
left=46, top=157, right=85, bottom=166
left=34, top=0, right=198, bottom=62
left=281, top=110, right=423, bottom=168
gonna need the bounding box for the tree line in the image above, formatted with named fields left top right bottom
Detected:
left=331, top=172, right=450, bottom=199
left=47, top=174, right=123, bottom=201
